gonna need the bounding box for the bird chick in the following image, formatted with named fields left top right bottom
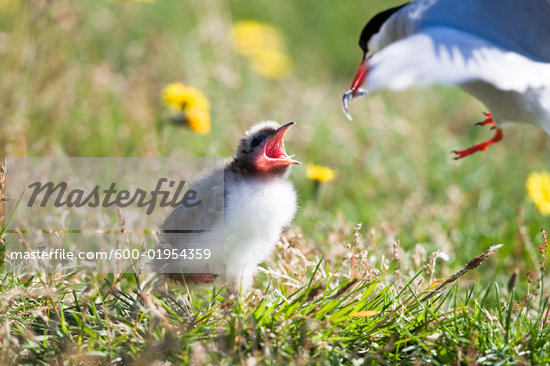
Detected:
left=153, top=121, right=299, bottom=291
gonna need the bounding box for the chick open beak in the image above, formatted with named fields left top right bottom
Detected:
left=256, top=122, right=300, bottom=170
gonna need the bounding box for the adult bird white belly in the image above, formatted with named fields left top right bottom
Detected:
left=342, top=0, right=550, bottom=159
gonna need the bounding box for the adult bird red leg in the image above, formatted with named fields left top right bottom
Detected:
left=475, top=112, right=495, bottom=127
left=452, top=113, right=503, bottom=160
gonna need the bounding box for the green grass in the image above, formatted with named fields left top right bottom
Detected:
left=1, top=240, right=549, bottom=364
left=1, top=0, right=549, bottom=364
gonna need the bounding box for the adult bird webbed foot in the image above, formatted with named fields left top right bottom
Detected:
left=453, top=113, right=503, bottom=160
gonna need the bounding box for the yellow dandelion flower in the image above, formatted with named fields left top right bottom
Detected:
left=526, top=171, right=550, bottom=215
left=249, top=49, right=292, bottom=79
left=306, top=164, right=336, bottom=183
left=162, top=83, right=210, bottom=135
left=183, top=109, right=210, bottom=135
left=0, top=0, right=18, bottom=11
left=232, top=20, right=293, bottom=79
left=233, top=21, right=284, bottom=55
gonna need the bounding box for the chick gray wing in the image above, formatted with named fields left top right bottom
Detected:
left=160, top=165, right=225, bottom=233
left=151, top=164, right=225, bottom=273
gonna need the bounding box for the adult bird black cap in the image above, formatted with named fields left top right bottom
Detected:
left=350, top=3, right=410, bottom=97
left=154, top=121, right=299, bottom=291
left=342, top=0, right=550, bottom=160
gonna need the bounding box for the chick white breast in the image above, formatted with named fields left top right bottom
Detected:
left=222, top=174, right=296, bottom=290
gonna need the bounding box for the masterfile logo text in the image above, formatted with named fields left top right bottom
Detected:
left=4, top=157, right=224, bottom=274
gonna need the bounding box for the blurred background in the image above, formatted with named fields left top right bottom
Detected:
left=1, top=0, right=549, bottom=280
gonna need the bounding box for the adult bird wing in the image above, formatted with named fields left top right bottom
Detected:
left=409, top=0, right=550, bottom=62
left=365, top=26, right=550, bottom=94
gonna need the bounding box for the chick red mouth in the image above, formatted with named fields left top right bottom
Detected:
left=256, top=122, right=300, bottom=170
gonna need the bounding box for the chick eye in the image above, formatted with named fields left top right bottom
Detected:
left=250, top=136, right=264, bottom=148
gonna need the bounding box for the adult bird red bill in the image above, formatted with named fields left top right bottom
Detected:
left=342, top=0, right=550, bottom=159
left=153, top=121, right=299, bottom=291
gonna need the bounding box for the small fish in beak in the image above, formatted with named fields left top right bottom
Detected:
left=342, top=87, right=368, bottom=121
left=342, top=54, right=372, bottom=121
